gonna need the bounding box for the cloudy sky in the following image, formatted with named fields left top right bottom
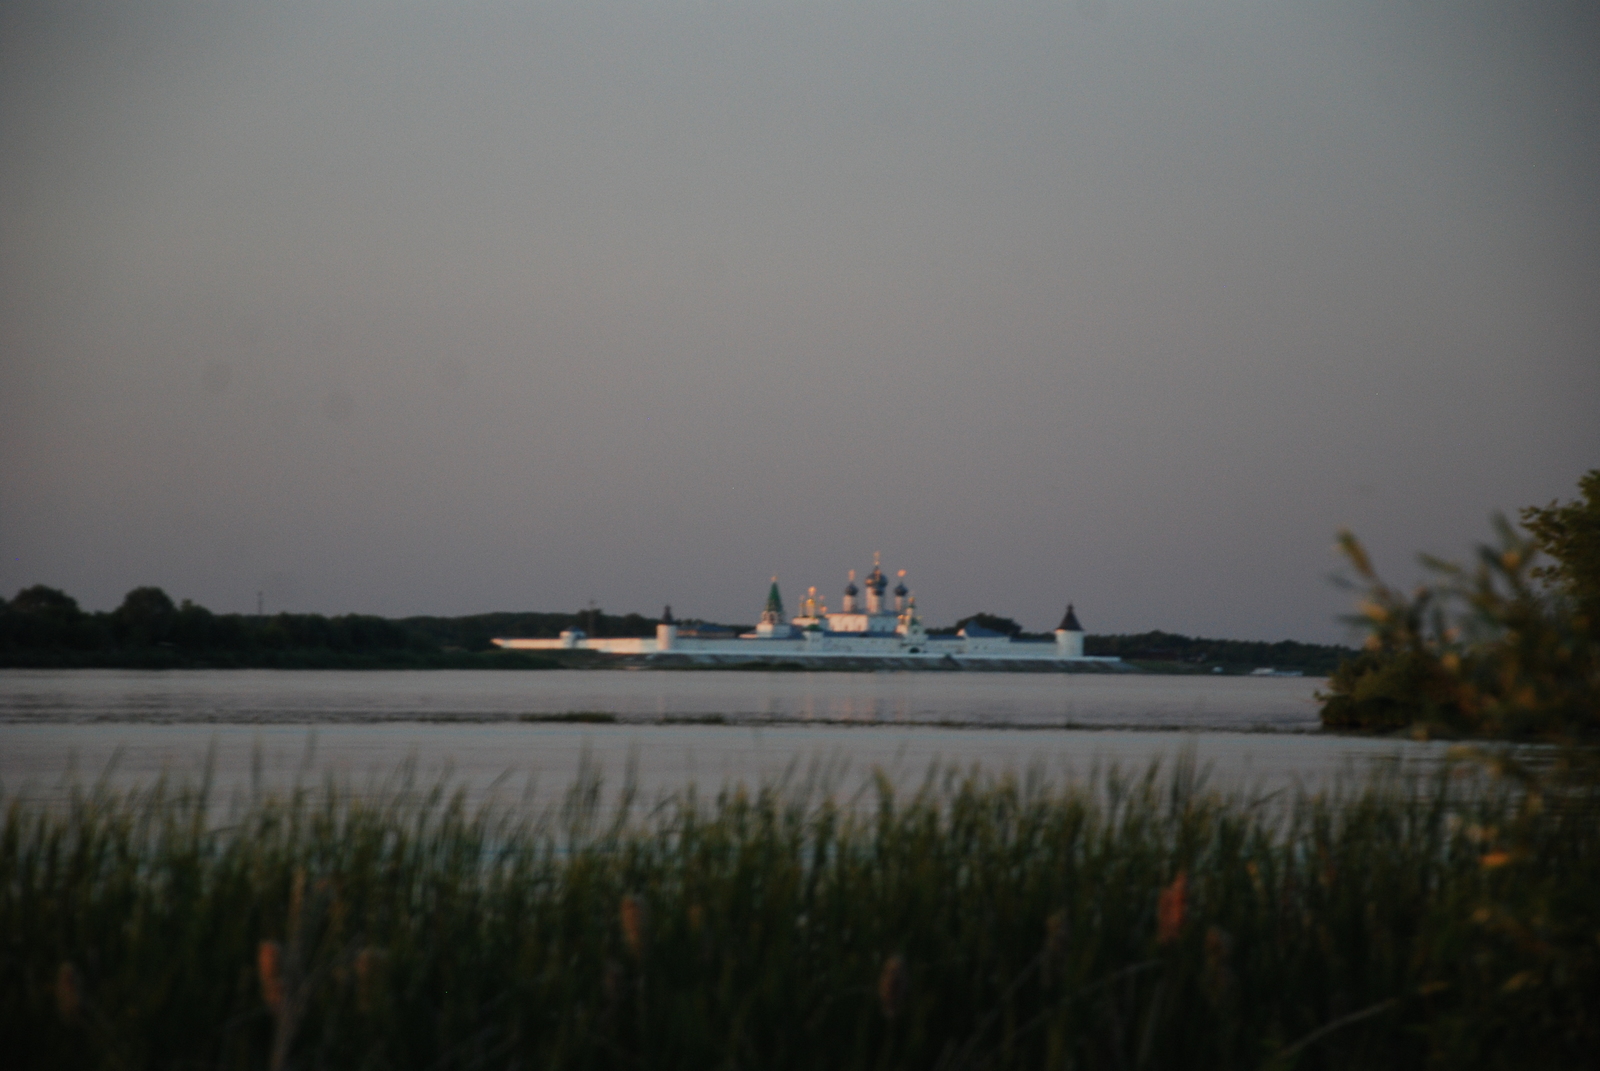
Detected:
left=3, top=0, right=1596, bottom=642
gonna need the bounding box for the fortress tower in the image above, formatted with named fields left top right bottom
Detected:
left=1054, top=604, right=1085, bottom=659
left=656, top=605, right=677, bottom=651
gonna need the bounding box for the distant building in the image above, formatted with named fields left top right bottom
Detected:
left=492, top=554, right=1118, bottom=667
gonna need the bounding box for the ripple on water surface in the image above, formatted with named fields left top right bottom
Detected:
left=0, top=669, right=1446, bottom=803
left=0, top=668, right=1324, bottom=729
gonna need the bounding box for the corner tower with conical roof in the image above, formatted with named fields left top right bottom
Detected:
left=1054, top=603, right=1085, bottom=659
left=656, top=605, right=677, bottom=651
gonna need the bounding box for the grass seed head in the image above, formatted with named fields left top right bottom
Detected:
left=1502, top=969, right=1537, bottom=993
left=878, top=953, right=908, bottom=1020
left=1044, top=909, right=1069, bottom=961
left=620, top=894, right=649, bottom=958
left=258, top=940, right=285, bottom=1014
left=1157, top=870, right=1188, bottom=946
left=354, top=947, right=381, bottom=1012
left=55, top=962, right=81, bottom=1023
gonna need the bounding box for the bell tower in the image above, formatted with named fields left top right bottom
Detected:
left=756, top=578, right=796, bottom=638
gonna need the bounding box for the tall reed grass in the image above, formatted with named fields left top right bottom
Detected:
left=6, top=751, right=1597, bottom=1069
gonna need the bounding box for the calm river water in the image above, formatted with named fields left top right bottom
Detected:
left=0, top=669, right=1437, bottom=803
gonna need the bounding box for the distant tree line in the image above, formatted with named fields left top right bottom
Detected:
left=1080, top=631, right=1352, bottom=674
left=0, top=587, right=660, bottom=669
left=1, top=586, right=1355, bottom=673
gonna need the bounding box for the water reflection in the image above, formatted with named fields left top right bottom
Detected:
left=0, top=668, right=1324, bottom=730
left=0, top=669, right=1429, bottom=807
left=0, top=721, right=1445, bottom=811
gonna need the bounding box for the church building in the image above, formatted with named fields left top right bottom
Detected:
left=493, top=553, right=1116, bottom=667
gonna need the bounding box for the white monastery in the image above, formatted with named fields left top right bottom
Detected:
left=492, top=555, right=1121, bottom=668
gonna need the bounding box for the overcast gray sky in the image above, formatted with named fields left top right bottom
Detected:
left=3, top=0, right=1597, bottom=643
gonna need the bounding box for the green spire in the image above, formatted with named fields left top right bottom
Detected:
left=765, top=578, right=784, bottom=616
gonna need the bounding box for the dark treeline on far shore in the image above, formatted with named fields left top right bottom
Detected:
left=1082, top=631, right=1350, bottom=674
left=0, top=586, right=578, bottom=669
left=928, top=612, right=1351, bottom=674
left=0, top=584, right=1352, bottom=672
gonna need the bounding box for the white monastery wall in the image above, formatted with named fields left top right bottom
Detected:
left=490, top=559, right=1113, bottom=666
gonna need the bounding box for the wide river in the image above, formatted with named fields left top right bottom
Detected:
left=0, top=669, right=1438, bottom=803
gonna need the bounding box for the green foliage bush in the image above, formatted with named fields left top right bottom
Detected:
left=1321, top=471, right=1600, bottom=739
left=1521, top=469, right=1600, bottom=628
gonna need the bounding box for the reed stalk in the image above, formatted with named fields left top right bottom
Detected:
left=4, top=751, right=1597, bottom=1069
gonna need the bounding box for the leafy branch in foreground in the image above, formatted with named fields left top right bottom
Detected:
left=1520, top=468, right=1600, bottom=628
left=1320, top=470, right=1600, bottom=739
